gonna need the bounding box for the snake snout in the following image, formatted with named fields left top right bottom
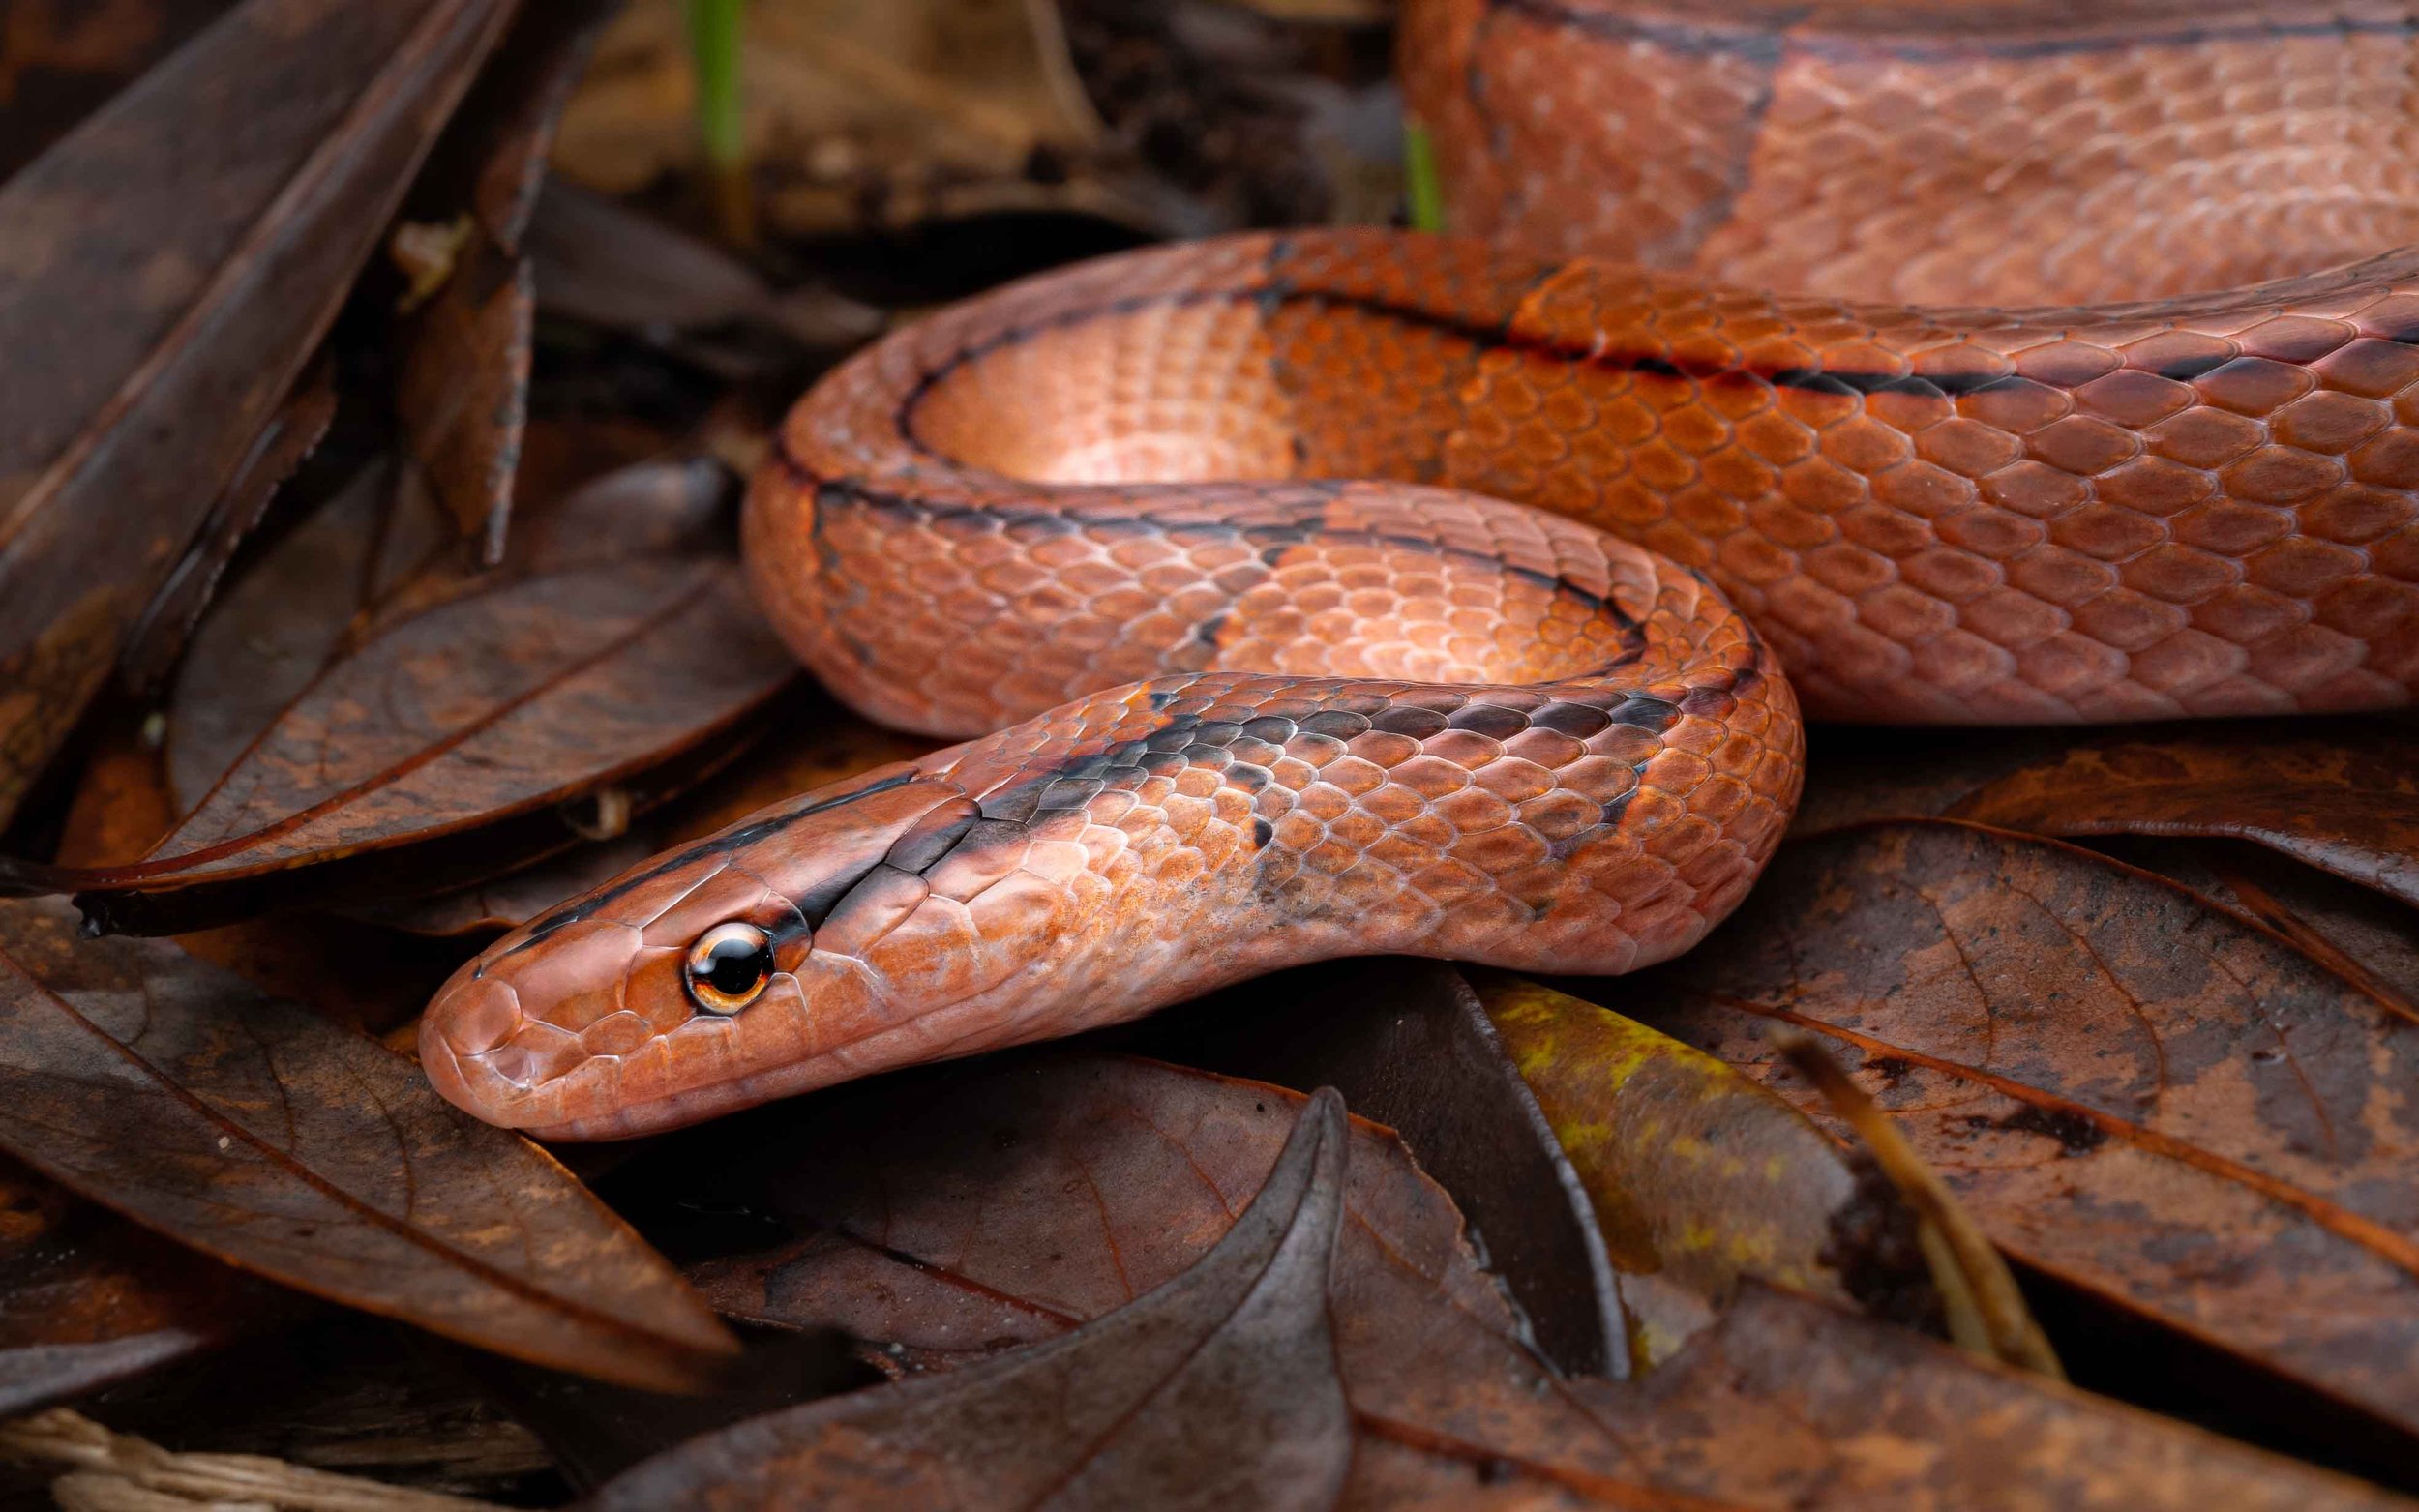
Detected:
left=419, top=963, right=588, bottom=1130
left=430, top=971, right=521, bottom=1056
left=419, top=970, right=531, bottom=1125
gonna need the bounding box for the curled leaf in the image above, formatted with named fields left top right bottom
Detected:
left=665, top=1052, right=1538, bottom=1416
left=595, top=1085, right=1355, bottom=1511
left=1125, top=957, right=1628, bottom=1376
left=398, top=250, right=533, bottom=562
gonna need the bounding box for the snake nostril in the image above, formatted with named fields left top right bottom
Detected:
left=433, top=976, right=523, bottom=1057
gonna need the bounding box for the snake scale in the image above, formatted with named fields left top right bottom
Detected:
left=423, top=0, right=2419, bottom=1137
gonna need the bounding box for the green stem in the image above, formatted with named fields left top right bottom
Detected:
left=684, top=0, right=753, bottom=244
left=1403, top=119, right=1447, bottom=233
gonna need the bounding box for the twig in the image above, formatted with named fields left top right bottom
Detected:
left=0, top=1409, right=508, bottom=1512
left=1772, top=1031, right=2066, bottom=1379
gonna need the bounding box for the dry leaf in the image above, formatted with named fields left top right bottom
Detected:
left=1567, top=1286, right=2409, bottom=1512
left=398, top=251, right=533, bottom=563
left=0, top=1155, right=286, bottom=1417
left=59, top=718, right=463, bottom=1033
left=2113, top=838, right=2419, bottom=1019
left=405, top=0, right=618, bottom=256
left=361, top=695, right=936, bottom=936
left=667, top=1053, right=1533, bottom=1408
left=0, top=895, right=736, bottom=1389
left=645, top=1052, right=2397, bottom=1510
left=41, top=454, right=796, bottom=931
left=1472, top=971, right=1929, bottom=1368
left=116, top=362, right=339, bottom=699
left=1610, top=818, right=2419, bottom=1438
left=1120, top=957, right=1629, bottom=1376
left=0, top=0, right=518, bottom=827
left=1794, top=718, right=2419, bottom=907
left=1948, top=727, right=2419, bottom=907
left=598, top=1085, right=1356, bottom=1510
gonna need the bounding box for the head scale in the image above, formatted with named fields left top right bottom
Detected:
left=419, top=765, right=1001, bottom=1139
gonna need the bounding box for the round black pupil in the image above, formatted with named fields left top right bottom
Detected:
left=700, top=935, right=770, bottom=997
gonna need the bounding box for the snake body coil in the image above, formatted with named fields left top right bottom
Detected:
left=424, top=0, right=2419, bottom=1138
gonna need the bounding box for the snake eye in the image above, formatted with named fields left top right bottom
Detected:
left=684, top=923, right=774, bottom=1015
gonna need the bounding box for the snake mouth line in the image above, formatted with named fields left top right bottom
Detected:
left=488, top=969, right=1103, bottom=1140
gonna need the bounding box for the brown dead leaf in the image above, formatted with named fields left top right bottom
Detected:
left=407, top=0, right=617, bottom=256
left=162, top=439, right=706, bottom=812
left=1472, top=971, right=1930, bottom=1369
left=1793, top=718, right=2419, bottom=908
left=1605, top=818, right=2419, bottom=1438
left=59, top=718, right=457, bottom=1033
left=1115, top=957, right=1629, bottom=1376
left=398, top=250, right=533, bottom=562
left=2112, top=839, right=2419, bottom=1020
left=116, top=361, right=338, bottom=700
left=162, top=463, right=403, bottom=815
left=1565, top=1286, right=2408, bottom=1512
left=605, top=1084, right=1356, bottom=1510
left=671, top=1054, right=1537, bottom=1408
left=0, top=1153, right=286, bottom=1417
left=0, top=0, right=518, bottom=829
left=361, top=694, right=936, bottom=936
left=84, top=555, right=791, bottom=907
left=0, top=0, right=230, bottom=181
left=645, top=1053, right=2397, bottom=1511
left=385, top=0, right=616, bottom=568
left=42, top=453, right=796, bottom=931
left=1947, top=727, right=2419, bottom=908
left=526, top=180, right=881, bottom=351
left=552, top=0, right=1168, bottom=242
left=0, top=894, right=736, bottom=1389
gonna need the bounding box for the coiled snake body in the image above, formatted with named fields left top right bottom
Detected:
left=425, top=0, right=2419, bottom=1138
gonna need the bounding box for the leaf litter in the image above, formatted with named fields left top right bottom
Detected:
left=3, top=0, right=2418, bottom=1504
left=0, top=894, right=736, bottom=1391
left=614, top=1054, right=2402, bottom=1510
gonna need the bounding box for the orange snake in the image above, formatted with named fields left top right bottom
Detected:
left=422, top=0, right=2419, bottom=1138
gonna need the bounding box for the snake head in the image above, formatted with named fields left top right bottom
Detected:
left=419, top=763, right=998, bottom=1139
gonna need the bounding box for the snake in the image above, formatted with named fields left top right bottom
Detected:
left=421, top=0, right=2419, bottom=1139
